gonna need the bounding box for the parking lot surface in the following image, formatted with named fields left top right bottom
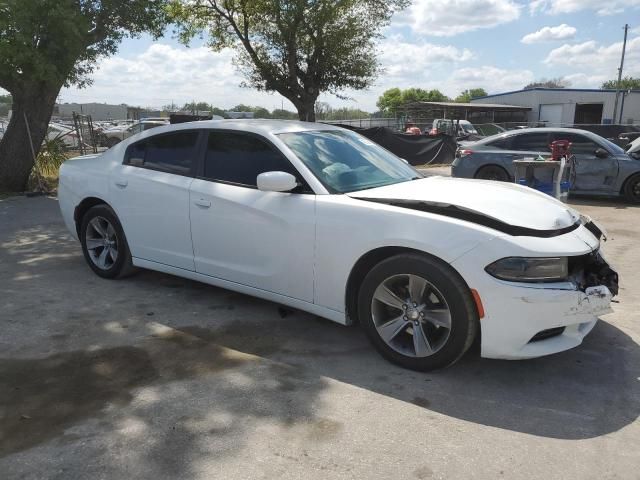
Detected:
left=0, top=194, right=639, bottom=480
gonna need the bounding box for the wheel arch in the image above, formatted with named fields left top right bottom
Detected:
left=344, top=246, right=476, bottom=326
left=620, top=171, right=640, bottom=195
left=73, top=197, right=113, bottom=237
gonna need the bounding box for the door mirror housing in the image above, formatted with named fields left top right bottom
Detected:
left=257, top=171, right=298, bottom=192
left=595, top=148, right=609, bottom=158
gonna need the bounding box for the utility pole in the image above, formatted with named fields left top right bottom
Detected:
left=612, top=24, right=629, bottom=124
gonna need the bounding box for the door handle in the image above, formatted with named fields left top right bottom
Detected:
left=194, top=199, right=211, bottom=208
left=114, top=179, right=128, bottom=188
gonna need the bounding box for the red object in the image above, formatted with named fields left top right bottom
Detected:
left=457, top=148, right=473, bottom=157
left=550, top=140, right=571, bottom=161
left=405, top=126, right=421, bottom=135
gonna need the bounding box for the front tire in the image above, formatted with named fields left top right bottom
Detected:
left=358, top=253, right=478, bottom=371
left=80, top=204, right=135, bottom=279
left=623, top=174, right=640, bottom=203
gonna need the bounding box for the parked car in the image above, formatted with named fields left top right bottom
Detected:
left=58, top=120, right=618, bottom=371
left=627, top=136, right=640, bottom=160
left=47, top=123, right=78, bottom=148
left=452, top=127, right=640, bottom=202
left=428, top=119, right=478, bottom=137
left=619, top=131, right=640, bottom=149
left=474, top=123, right=506, bottom=137
left=102, top=119, right=168, bottom=147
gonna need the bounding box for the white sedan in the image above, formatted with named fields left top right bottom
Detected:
left=58, top=120, right=618, bottom=371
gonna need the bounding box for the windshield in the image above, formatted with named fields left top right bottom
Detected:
left=278, top=130, right=420, bottom=193
left=460, top=123, right=477, bottom=133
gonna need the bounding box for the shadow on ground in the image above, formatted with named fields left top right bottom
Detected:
left=1, top=197, right=639, bottom=475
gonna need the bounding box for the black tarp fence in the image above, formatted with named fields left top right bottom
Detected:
left=333, top=125, right=457, bottom=166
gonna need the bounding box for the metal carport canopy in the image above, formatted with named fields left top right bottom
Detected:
left=402, top=101, right=531, bottom=121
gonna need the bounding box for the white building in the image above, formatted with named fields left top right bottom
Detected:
left=55, top=103, right=128, bottom=121
left=471, top=88, right=640, bottom=126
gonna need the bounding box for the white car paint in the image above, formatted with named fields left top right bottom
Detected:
left=58, top=120, right=615, bottom=360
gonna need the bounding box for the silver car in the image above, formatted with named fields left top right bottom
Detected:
left=451, top=127, right=640, bottom=203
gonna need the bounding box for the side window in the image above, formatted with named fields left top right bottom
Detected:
left=204, top=131, right=298, bottom=187
left=511, top=133, right=550, bottom=152
left=551, top=133, right=600, bottom=155
left=486, top=136, right=512, bottom=149
left=124, top=131, right=199, bottom=175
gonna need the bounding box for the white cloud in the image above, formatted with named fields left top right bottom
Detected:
left=397, top=0, right=520, bottom=37
left=521, top=24, right=576, bottom=44
left=61, top=43, right=295, bottom=110
left=378, top=36, right=473, bottom=77
left=449, top=66, right=535, bottom=94
left=544, top=37, right=640, bottom=72
left=530, top=0, right=640, bottom=16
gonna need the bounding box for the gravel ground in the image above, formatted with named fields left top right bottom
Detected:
left=0, top=193, right=638, bottom=480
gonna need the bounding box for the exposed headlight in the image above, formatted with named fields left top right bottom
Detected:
left=485, top=257, right=569, bottom=282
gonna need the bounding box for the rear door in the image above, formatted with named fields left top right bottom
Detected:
left=551, top=132, right=619, bottom=192
left=189, top=130, right=316, bottom=302
left=109, top=130, right=201, bottom=270
left=480, top=132, right=551, bottom=172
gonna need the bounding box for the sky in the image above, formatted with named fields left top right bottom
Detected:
left=51, top=0, right=640, bottom=112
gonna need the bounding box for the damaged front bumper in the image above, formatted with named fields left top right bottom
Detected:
left=458, top=246, right=619, bottom=360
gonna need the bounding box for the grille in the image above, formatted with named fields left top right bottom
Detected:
left=529, top=327, right=566, bottom=343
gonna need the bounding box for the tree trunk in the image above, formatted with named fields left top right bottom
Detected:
left=0, top=86, right=60, bottom=192
left=296, top=97, right=317, bottom=123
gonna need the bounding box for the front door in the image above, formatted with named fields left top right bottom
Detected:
left=189, top=131, right=315, bottom=302
left=109, top=130, right=201, bottom=270
left=551, top=132, right=619, bottom=192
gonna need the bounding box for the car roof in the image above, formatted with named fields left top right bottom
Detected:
left=474, top=127, right=600, bottom=144
left=137, top=119, right=346, bottom=137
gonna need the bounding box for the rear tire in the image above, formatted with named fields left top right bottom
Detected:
left=623, top=174, right=640, bottom=203
left=80, top=204, right=135, bottom=279
left=475, top=165, right=510, bottom=182
left=358, top=253, right=478, bottom=371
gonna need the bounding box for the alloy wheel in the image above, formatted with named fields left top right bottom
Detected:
left=85, top=216, right=119, bottom=270
left=371, top=274, right=452, bottom=358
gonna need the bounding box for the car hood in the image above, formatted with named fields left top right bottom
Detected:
left=347, top=177, right=580, bottom=234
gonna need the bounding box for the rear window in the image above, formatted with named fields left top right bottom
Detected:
left=486, top=135, right=512, bottom=149
left=124, top=131, right=199, bottom=176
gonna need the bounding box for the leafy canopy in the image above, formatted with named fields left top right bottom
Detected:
left=0, top=0, right=168, bottom=94
left=601, top=76, right=640, bottom=90
left=455, top=88, right=487, bottom=103
left=524, top=78, right=569, bottom=90
left=170, top=0, right=408, bottom=117
left=377, top=87, right=449, bottom=115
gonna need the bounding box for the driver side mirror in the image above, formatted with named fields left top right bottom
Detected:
left=257, top=171, right=298, bottom=192
left=595, top=148, right=609, bottom=158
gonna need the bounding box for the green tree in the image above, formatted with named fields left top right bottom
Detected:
left=401, top=88, right=448, bottom=104
left=170, top=0, right=408, bottom=122
left=376, top=88, right=403, bottom=116
left=0, top=93, right=12, bottom=104
left=455, top=88, right=487, bottom=103
left=182, top=101, right=213, bottom=113
left=601, top=76, right=640, bottom=90
left=376, top=87, right=449, bottom=115
left=271, top=109, right=299, bottom=120
left=524, top=77, right=568, bottom=89
left=0, top=0, right=168, bottom=192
